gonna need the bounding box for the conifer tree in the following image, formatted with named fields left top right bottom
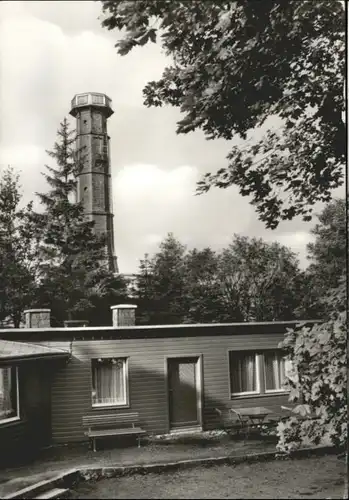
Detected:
left=36, top=118, right=127, bottom=325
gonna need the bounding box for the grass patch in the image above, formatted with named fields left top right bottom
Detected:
left=70, top=454, right=347, bottom=499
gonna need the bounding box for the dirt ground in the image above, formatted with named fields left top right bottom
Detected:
left=69, top=454, right=347, bottom=499
left=0, top=432, right=276, bottom=497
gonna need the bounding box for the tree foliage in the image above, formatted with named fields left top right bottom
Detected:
left=307, top=197, right=347, bottom=301
left=182, top=247, right=227, bottom=324
left=35, top=118, right=127, bottom=325
left=288, top=196, right=347, bottom=321
left=135, top=233, right=186, bottom=324
left=134, top=232, right=309, bottom=325
left=275, top=197, right=347, bottom=453
left=100, top=0, right=345, bottom=228
left=0, top=167, right=41, bottom=327
left=220, top=236, right=308, bottom=321
left=276, top=293, right=347, bottom=452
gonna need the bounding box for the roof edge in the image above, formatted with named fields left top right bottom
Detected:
left=0, top=319, right=322, bottom=335
left=0, top=352, right=70, bottom=364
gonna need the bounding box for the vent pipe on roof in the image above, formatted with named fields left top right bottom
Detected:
left=110, top=304, right=137, bottom=327
left=24, top=309, right=51, bottom=328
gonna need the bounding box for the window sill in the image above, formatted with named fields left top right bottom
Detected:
left=0, top=416, right=21, bottom=426
left=265, top=390, right=289, bottom=394
left=92, top=404, right=130, bottom=410
left=231, top=392, right=259, bottom=397
left=231, top=391, right=290, bottom=400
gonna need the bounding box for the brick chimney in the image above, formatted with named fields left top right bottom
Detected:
left=24, top=309, right=51, bottom=328
left=111, top=304, right=137, bottom=327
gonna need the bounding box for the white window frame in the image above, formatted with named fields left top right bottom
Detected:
left=91, top=358, right=129, bottom=408
left=229, top=351, right=261, bottom=397
left=0, top=366, right=20, bottom=425
left=229, top=350, right=290, bottom=398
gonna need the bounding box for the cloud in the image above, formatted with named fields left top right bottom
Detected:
left=20, top=1, right=104, bottom=36
left=263, top=231, right=315, bottom=266
left=275, top=232, right=314, bottom=250
left=0, top=144, right=43, bottom=167
left=115, top=164, right=198, bottom=203
left=112, top=163, right=316, bottom=272
left=112, top=164, right=199, bottom=269
left=0, top=144, right=48, bottom=209
left=0, top=0, right=168, bottom=149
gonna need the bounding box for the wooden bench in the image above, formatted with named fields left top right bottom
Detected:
left=82, top=412, right=147, bottom=452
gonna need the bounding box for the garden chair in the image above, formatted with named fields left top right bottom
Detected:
left=214, top=408, right=249, bottom=439
left=230, top=408, right=256, bottom=439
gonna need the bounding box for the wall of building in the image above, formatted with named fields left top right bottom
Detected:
left=8, top=322, right=301, bottom=445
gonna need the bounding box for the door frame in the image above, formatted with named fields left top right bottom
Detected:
left=164, top=354, right=204, bottom=432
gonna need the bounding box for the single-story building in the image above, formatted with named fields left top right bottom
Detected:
left=0, top=306, right=317, bottom=460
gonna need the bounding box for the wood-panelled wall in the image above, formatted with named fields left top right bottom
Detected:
left=42, top=333, right=291, bottom=443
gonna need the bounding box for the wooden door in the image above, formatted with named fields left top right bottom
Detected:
left=168, top=357, right=201, bottom=429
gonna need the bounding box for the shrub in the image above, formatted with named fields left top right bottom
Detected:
left=276, top=310, right=347, bottom=453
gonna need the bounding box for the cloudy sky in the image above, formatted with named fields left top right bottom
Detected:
left=0, top=1, right=343, bottom=273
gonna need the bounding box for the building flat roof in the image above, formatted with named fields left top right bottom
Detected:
left=0, top=320, right=321, bottom=342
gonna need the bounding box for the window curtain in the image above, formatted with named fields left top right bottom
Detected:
left=93, top=361, right=125, bottom=405
left=231, top=354, right=256, bottom=393
left=0, top=367, right=14, bottom=418
left=265, top=353, right=285, bottom=390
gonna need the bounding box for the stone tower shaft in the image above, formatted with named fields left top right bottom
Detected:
left=70, top=92, right=118, bottom=273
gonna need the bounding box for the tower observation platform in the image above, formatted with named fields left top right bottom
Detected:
left=70, top=92, right=118, bottom=273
